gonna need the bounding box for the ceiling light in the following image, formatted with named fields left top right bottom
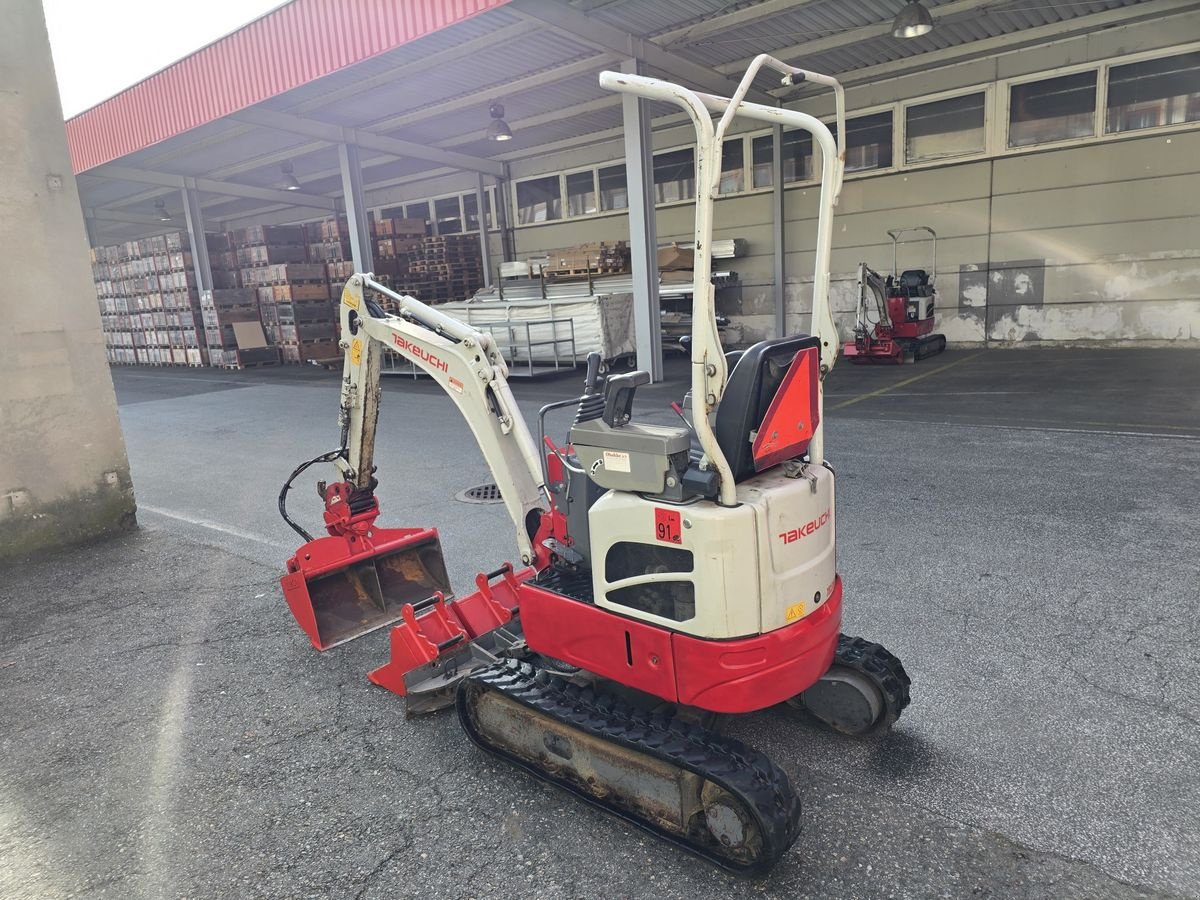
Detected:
left=487, top=102, right=514, bottom=142
left=892, top=1, right=934, bottom=38
left=280, top=162, right=302, bottom=191
left=154, top=199, right=172, bottom=222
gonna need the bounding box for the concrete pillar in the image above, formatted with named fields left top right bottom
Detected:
left=620, top=59, right=663, bottom=380
left=0, top=0, right=136, bottom=559
left=771, top=122, right=786, bottom=338
left=337, top=142, right=374, bottom=273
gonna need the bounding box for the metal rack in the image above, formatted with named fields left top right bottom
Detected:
left=382, top=315, right=576, bottom=379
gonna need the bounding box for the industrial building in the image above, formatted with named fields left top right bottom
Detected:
left=2, top=1, right=1199, bottom=898
left=72, top=0, right=1200, bottom=376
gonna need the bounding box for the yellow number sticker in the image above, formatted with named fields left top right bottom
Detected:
left=341, top=288, right=360, bottom=310
left=350, top=338, right=362, bottom=365
left=785, top=601, right=806, bottom=622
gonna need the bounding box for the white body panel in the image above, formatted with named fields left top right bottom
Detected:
left=588, top=464, right=837, bottom=640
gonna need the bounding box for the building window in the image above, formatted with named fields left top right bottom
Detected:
left=463, top=192, right=481, bottom=232
left=404, top=201, right=433, bottom=235
left=905, top=92, right=986, bottom=163
left=751, top=131, right=814, bottom=187
left=599, top=165, right=628, bottom=211
left=751, top=134, right=773, bottom=188
left=1106, top=51, right=1200, bottom=134
left=434, top=196, right=462, bottom=235
left=844, top=111, right=893, bottom=172
left=516, top=176, right=562, bottom=224
left=1009, top=71, right=1097, bottom=147
left=719, top=138, right=744, bottom=194
left=566, top=171, right=597, bottom=216
left=462, top=190, right=494, bottom=231
left=654, top=148, right=695, bottom=203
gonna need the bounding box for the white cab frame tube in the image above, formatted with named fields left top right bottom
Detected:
left=600, top=56, right=846, bottom=503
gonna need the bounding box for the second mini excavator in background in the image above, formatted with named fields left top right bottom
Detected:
left=843, top=226, right=947, bottom=364
left=278, top=56, right=911, bottom=878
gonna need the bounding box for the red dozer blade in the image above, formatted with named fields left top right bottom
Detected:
left=281, top=525, right=452, bottom=651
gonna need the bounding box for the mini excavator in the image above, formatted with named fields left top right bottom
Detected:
left=843, top=226, right=947, bottom=363
left=278, top=57, right=910, bottom=877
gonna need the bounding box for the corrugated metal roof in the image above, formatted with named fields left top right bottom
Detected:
left=320, top=32, right=603, bottom=129
left=587, top=0, right=742, bottom=38
left=64, top=0, right=514, bottom=173
left=673, top=0, right=1145, bottom=69
left=76, top=0, right=1168, bottom=243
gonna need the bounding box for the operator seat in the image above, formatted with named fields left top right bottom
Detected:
left=692, top=334, right=822, bottom=483
left=897, top=270, right=932, bottom=297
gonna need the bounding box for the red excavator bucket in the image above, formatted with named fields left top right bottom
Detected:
left=280, top=525, right=452, bottom=651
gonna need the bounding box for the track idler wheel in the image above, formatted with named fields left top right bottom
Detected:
left=790, top=634, right=911, bottom=737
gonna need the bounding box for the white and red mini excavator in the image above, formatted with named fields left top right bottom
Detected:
left=278, top=57, right=910, bottom=877
left=843, top=226, right=947, bottom=363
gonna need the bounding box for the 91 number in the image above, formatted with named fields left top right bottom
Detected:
left=654, top=508, right=682, bottom=544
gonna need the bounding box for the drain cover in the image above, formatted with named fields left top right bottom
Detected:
left=455, top=483, right=504, bottom=504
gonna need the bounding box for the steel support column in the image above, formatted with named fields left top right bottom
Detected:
left=620, top=58, right=662, bottom=380
left=477, top=172, right=494, bottom=287
left=338, top=142, right=374, bottom=273
left=497, top=163, right=516, bottom=263
left=180, top=187, right=213, bottom=294
left=771, top=122, right=786, bottom=338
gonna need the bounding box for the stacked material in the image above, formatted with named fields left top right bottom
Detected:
left=371, top=217, right=425, bottom=290
left=208, top=232, right=241, bottom=290
left=201, top=288, right=279, bottom=369
left=539, top=241, right=631, bottom=278
left=311, top=217, right=354, bottom=289
left=372, top=226, right=485, bottom=308
left=91, top=231, right=206, bottom=366
left=233, top=225, right=335, bottom=364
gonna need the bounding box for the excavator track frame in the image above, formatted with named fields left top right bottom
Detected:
left=457, top=659, right=802, bottom=877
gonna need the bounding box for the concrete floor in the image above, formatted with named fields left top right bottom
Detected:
left=2, top=347, right=1198, bottom=899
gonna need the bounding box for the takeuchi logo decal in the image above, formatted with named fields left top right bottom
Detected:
left=393, top=334, right=449, bottom=372
left=779, top=510, right=831, bottom=544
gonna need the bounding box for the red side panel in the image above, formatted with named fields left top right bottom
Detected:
left=672, top=578, right=843, bottom=713
left=518, top=584, right=678, bottom=703
left=368, top=567, right=530, bottom=697
left=752, top=347, right=820, bottom=472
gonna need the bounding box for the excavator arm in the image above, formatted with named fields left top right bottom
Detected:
left=334, top=274, right=548, bottom=567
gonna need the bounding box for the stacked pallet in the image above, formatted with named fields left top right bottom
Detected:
left=310, top=217, right=354, bottom=296
left=208, top=232, right=241, bottom=290
left=91, top=231, right=207, bottom=366
left=404, top=234, right=485, bottom=302
left=371, top=225, right=484, bottom=308
left=201, top=288, right=279, bottom=369
left=542, top=241, right=632, bottom=278
left=371, top=217, right=424, bottom=292
left=233, top=225, right=336, bottom=364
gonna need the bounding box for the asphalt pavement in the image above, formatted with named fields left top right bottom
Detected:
left=1, top=347, right=1198, bottom=899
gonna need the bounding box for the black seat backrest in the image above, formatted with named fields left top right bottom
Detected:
left=713, top=334, right=821, bottom=483
left=895, top=270, right=933, bottom=298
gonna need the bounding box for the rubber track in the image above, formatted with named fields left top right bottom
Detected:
left=457, top=658, right=802, bottom=877
left=833, top=634, right=912, bottom=735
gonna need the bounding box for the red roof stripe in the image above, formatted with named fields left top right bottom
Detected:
left=64, top=0, right=511, bottom=173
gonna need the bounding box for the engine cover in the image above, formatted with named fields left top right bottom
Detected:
left=586, top=463, right=837, bottom=640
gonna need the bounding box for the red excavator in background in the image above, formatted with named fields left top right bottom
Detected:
left=843, top=226, right=946, bottom=364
